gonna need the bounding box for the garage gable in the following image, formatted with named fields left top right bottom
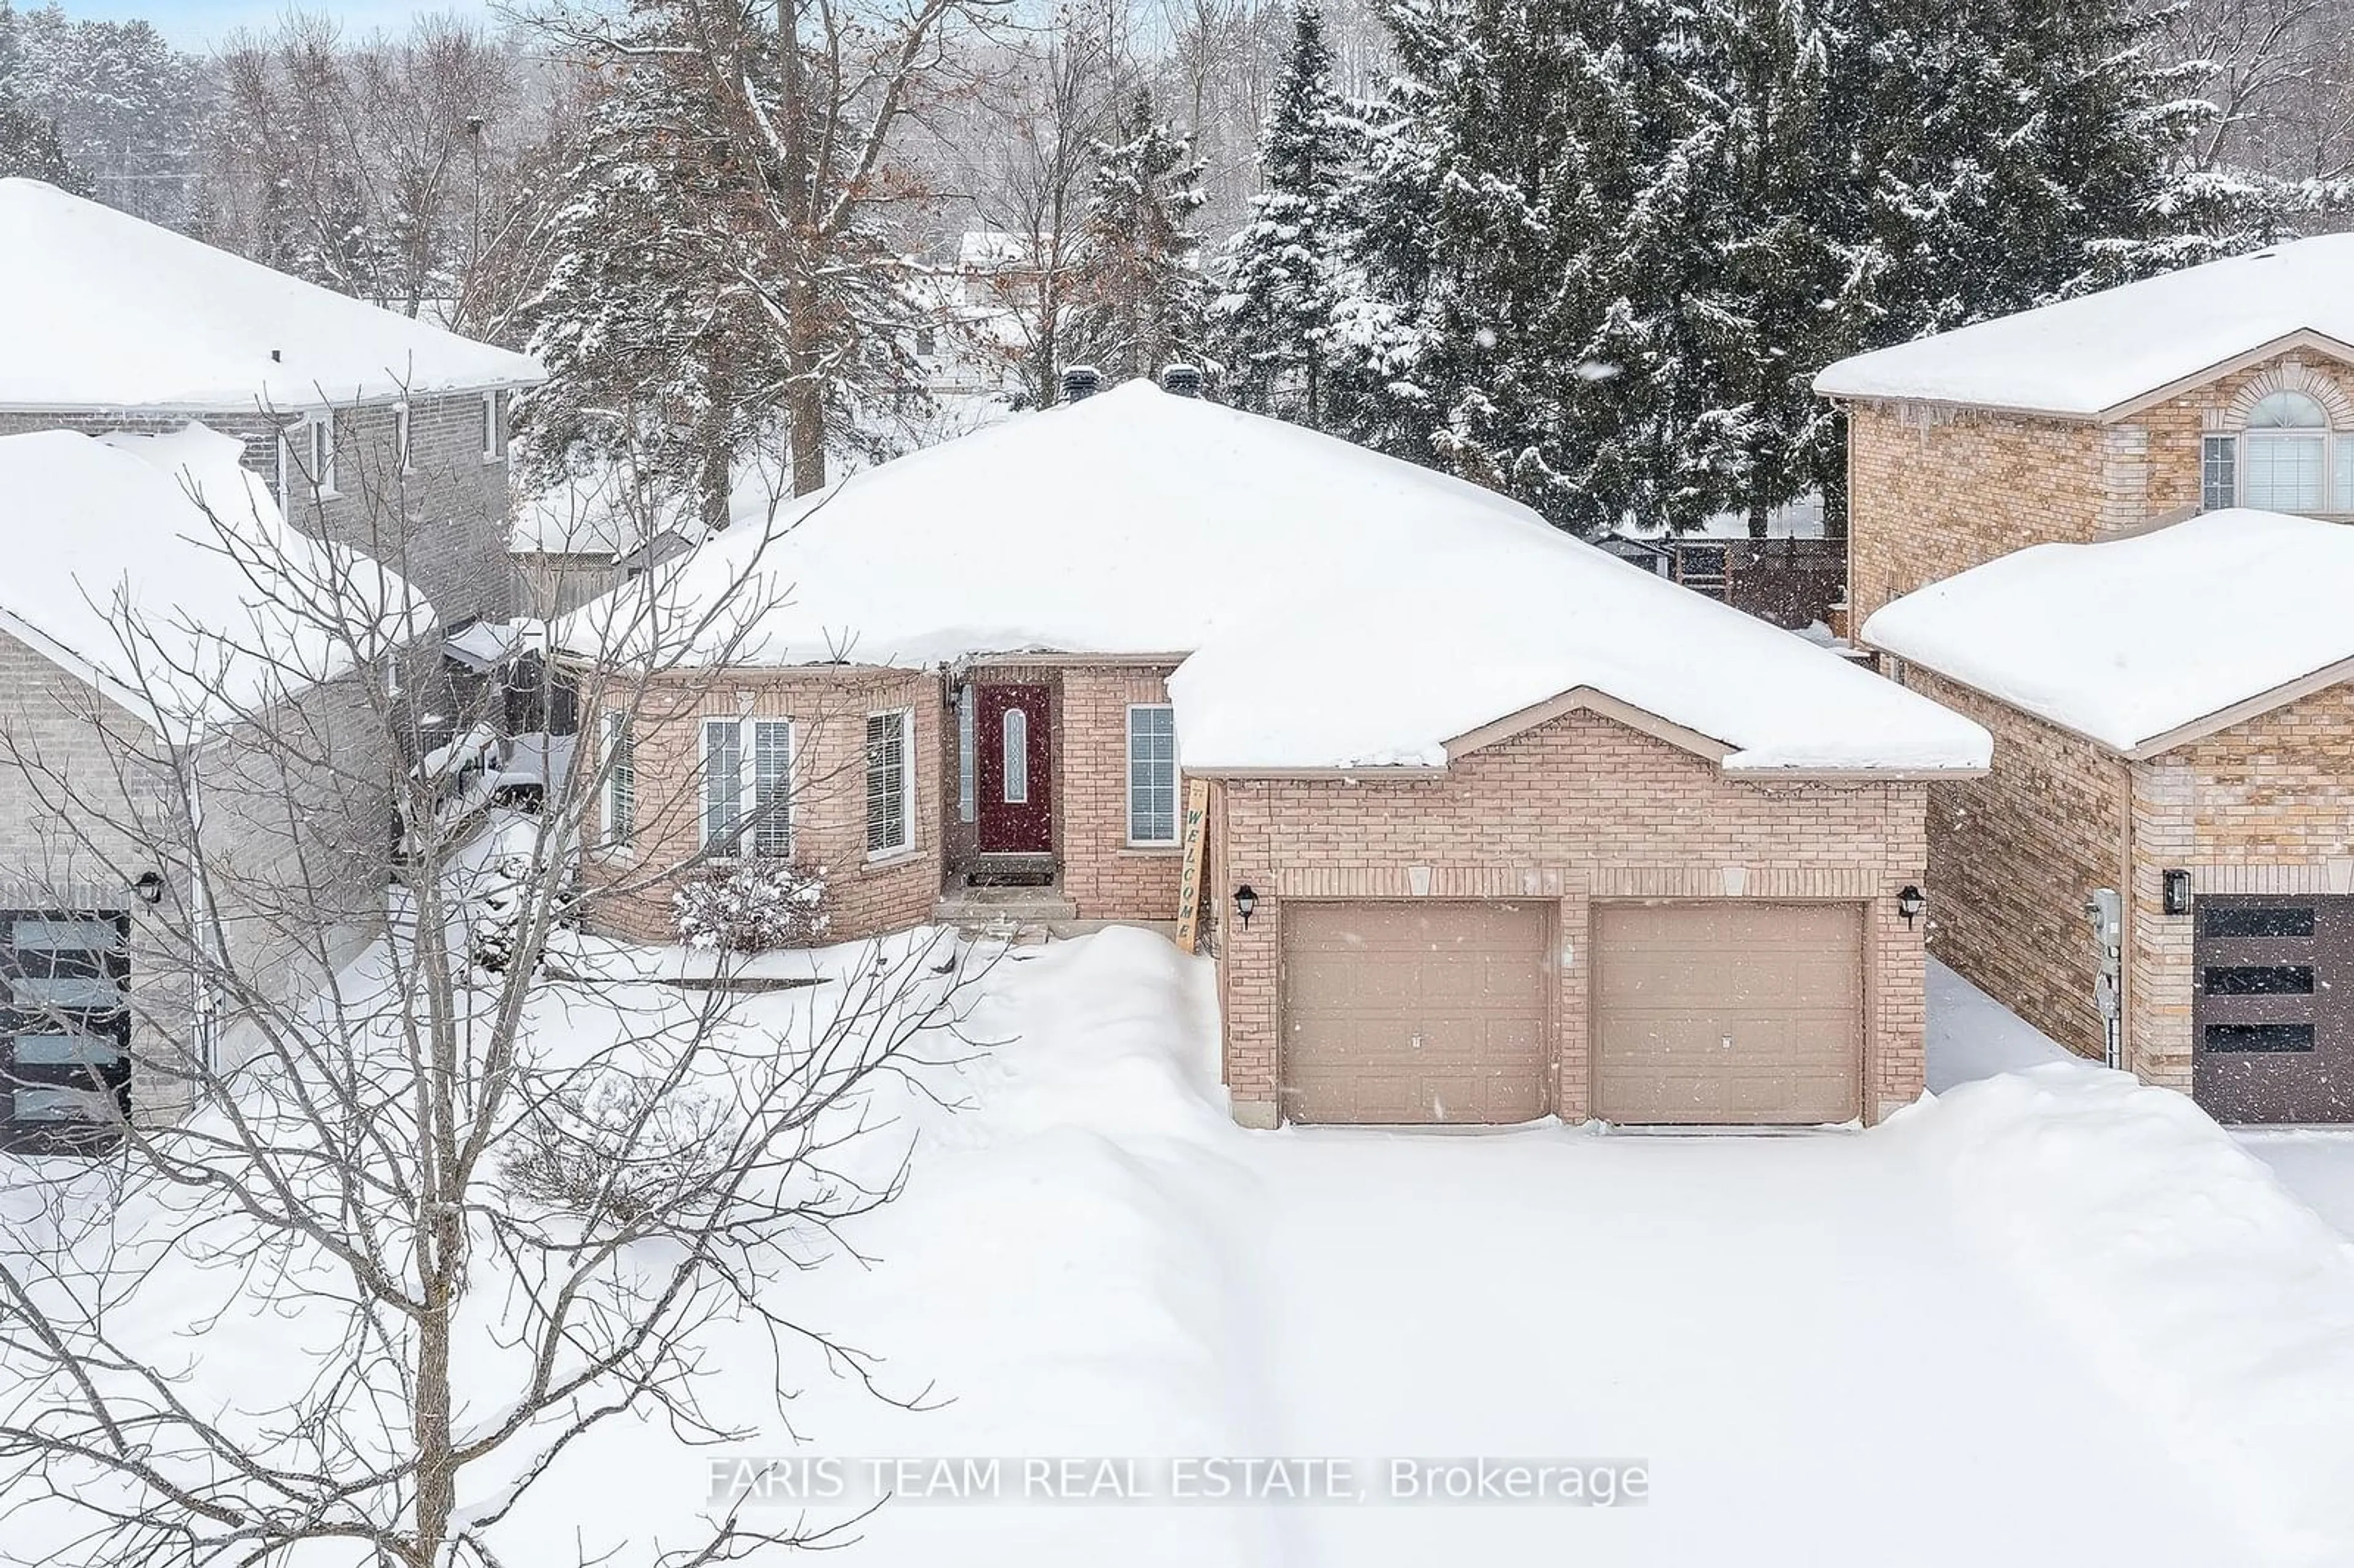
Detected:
left=1444, top=685, right=1734, bottom=769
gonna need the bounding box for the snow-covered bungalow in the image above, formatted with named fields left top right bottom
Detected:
left=0, top=427, right=432, bottom=1144
left=563, top=376, right=1991, bottom=1131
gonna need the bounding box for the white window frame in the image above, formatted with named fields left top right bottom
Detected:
left=956, top=685, right=977, bottom=823
left=865, top=707, right=916, bottom=860
left=482, top=390, right=505, bottom=464
left=700, top=715, right=795, bottom=857
left=1002, top=706, right=1029, bottom=804
left=2222, top=391, right=2352, bottom=515
left=1125, top=702, right=1180, bottom=847
left=283, top=412, right=337, bottom=498
left=395, top=401, right=413, bottom=474
left=601, top=710, right=635, bottom=850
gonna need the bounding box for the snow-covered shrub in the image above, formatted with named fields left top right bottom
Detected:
left=672, top=860, right=831, bottom=953
left=501, top=1070, right=733, bottom=1226
left=466, top=842, right=583, bottom=974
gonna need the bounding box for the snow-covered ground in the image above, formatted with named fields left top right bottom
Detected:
left=1927, top=954, right=2354, bottom=1242
left=12, top=933, right=2354, bottom=1566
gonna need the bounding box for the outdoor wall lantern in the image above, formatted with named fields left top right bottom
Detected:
left=1897, top=885, right=1926, bottom=927
left=2163, top=869, right=2193, bottom=917
left=1233, top=885, right=1258, bottom=929
left=132, top=870, right=166, bottom=906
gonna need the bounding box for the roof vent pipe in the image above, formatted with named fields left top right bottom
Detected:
left=1161, top=363, right=1203, bottom=398
left=1061, top=365, right=1100, bottom=403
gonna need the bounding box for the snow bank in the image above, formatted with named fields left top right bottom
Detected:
left=1891, top=1065, right=2354, bottom=1562
left=568, top=379, right=1990, bottom=775
left=1814, top=233, right=2354, bottom=416
left=1863, top=510, right=2354, bottom=752
left=0, top=177, right=541, bottom=409
left=0, top=424, right=433, bottom=732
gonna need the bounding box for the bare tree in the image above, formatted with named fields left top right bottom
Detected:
left=2149, top=0, right=2330, bottom=173
left=0, top=408, right=990, bottom=1566
left=958, top=9, right=1121, bottom=406
left=200, top=12, right=546, bottom=326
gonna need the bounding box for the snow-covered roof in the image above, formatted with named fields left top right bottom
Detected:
left=0, top=178, right=543, bottom=412
left=958, top=230, right=1037, bottom=270
left=1813, top=235, right=2354, bottom=419
left=565, top=381, right=1989, bottom=775
left=1862, top=511, right=2354, bottom=754
left=0, top=424, right=435, bottom=736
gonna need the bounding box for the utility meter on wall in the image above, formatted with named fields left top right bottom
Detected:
left=2085, top=887, right=2124, bottom=1069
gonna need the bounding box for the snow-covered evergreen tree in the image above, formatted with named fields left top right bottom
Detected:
left=517, top=23, right=782, bottom=533
left=1068, top=88, right=1214, bottom=385
left=1316, top=0, right=2252, bottom=535
left=1215, top=2, right=1357, bottom=423
left=0, top=92, right=77, bottom=189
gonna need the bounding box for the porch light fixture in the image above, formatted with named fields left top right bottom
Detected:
left=2163, top=869, right=2193, bottom=917
left=1233, top=885, right=1258, bottom=928
left=1897, top=885, right=1925, bottom=927
left=132, top=870, right=166, bottom=906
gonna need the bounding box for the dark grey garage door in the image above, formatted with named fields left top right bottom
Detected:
left=2193, top=896, right=2354, bottom=1124
left=1, top=912, right=131, bottom=1150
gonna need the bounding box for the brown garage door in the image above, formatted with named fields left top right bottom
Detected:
left=1593, top=902, right=1862, bottom=1125
left=1282, top=900, right=1551, bottom=1124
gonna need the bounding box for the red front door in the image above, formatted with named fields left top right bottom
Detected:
left=976, top=685, right=1053, bottom=853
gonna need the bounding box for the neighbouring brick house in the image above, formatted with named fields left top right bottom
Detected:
left=0, top=178, right=542, bottom=626
left=0, top=177, right=542, bottom=1143
left=1819, top=238, right=2354, bottom=1122
left=1818, top=235, right=2354, bottom=625
left=1865, top=516, right=2354, bottom=1124
left=566, top=375, right=1989, bottom=1130
left=0, top=427, right=433, bottom=1143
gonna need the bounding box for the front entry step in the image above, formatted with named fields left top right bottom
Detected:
left=934, top=883, right=1078, bottom=940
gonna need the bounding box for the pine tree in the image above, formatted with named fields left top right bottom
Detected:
left=1330, top=0, right=1640, bottom=530
left=1319, top=0, right=2249, bottom=536
left=517, top=12, right=785, bottom=532
left=1068, top=88, right=1213, bottom=386
left=1216, top=2, right=1355, bottom=424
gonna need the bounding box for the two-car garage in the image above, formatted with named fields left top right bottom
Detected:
left=1279, top=899, right=1867, bottom=1128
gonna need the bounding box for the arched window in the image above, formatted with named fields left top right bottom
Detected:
left=2240, top=390, right=2334, bottom=512
left=1002, top=707, right=1029, bottom=803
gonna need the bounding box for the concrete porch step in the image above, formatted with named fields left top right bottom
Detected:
left=934, top=888, right=1079, bottom=940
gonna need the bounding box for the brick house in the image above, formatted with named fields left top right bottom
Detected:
left=0, top=178, right=542, bottom=626
left=565, top=376, right=1990, bottom=1130
left=0, top=427, right=432, bottom=1143
left=1819, top=234, right=2354, bottom=625
left=1818, top=235, right=2354, bottom=1122
left=0, top=178, right=542, bottom=1143
left=1863, top=515, right=2354, bottom=1124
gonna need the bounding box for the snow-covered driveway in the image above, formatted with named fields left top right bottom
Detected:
left=13, top=931, right=2349, bottom=1567
left=774, top=931, right=2354, bottom=1567
left=1236, top=1128, right=2240, bottom=1566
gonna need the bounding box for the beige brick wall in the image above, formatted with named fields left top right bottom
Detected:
left=579, top=666, right=947, bottom=945
left=1846, top=402, right=2109, bottom=622
left=1845, top=351, right=2354, bottom=623
left=2129, top=682, right=2354, bottom=1093
left=1057, top=666, right=1184, bottom=921
left=1213, top=709, right=1930, bottom=1126
left=0, top=628, right=394, bottom=1122
left=1899, top=668, right=2129, bottom=1063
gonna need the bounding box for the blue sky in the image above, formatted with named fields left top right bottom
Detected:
left=48, top=0, right=503, bottom=47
